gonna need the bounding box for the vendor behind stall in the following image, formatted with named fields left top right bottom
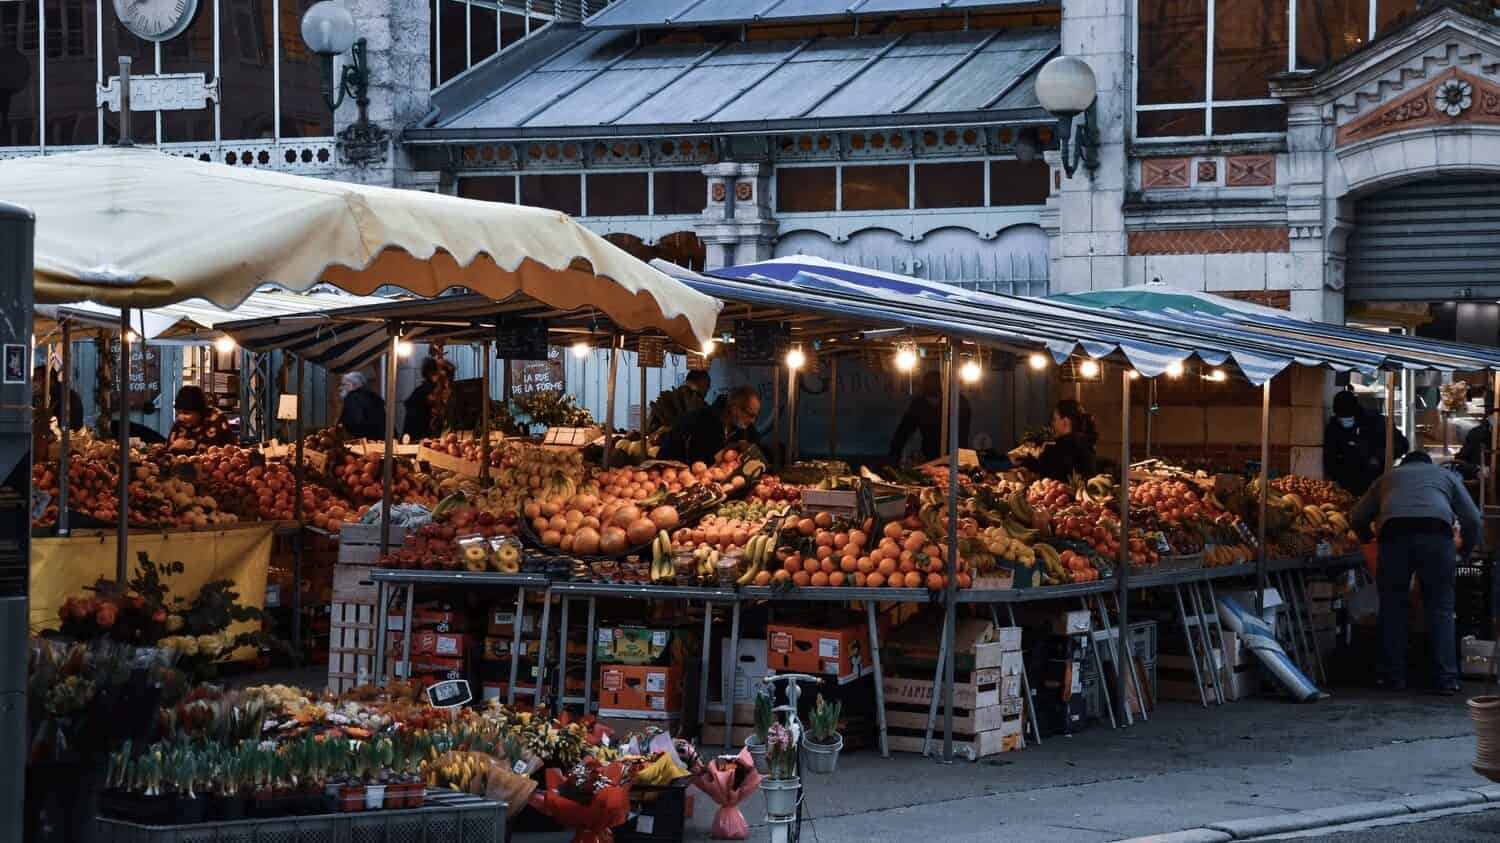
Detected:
left=888, top=370, right=971, bottom=463
left=1017, top=399, right=1098, bottom=481
left=403, top=356, right=448, bottom=441
left=32, top=364, right=83, bottom=432
left=647, top=369, right=710, bottom=434
left=338, top=371, right=386, bottom=440
left=657, top=385, right=760, bottom=464
left=1325, top=388, right=1406, bottom=497
left=168, top=385, right=235, bottom=451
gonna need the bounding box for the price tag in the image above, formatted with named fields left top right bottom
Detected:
left=264, top=584, right=281, bottom=608
left=651, top=630, right=668, bottom=647
left=512, top=759, right=528, bottom=775
left=426, top=679, right=472, bottom=709
left=637, top=816, right=655, bottom=834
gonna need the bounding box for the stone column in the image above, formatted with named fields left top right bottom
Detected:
left=329, top=0, right=433, bottom=188
left=698, top=162, right=777, bottom=270
left=1046, top=0, right=1130, bottom=293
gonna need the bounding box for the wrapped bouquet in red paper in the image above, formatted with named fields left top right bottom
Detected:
left=527, top=759, right=629, bottom=843
left=693, top=748, right=762, bottom=840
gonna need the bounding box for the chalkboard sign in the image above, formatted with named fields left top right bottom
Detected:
left=426, top=679, right=472, bottom=708
left=732, top=320, right=789, bottom=366
left=109, top=340, right=161, bottom=411
left=495, top=317, right=550, bottom=361
left=637, top=337, right=665, bottom=369
left=510, top=346, right=565, bottom=397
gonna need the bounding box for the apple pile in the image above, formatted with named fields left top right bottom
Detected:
left=332, top=451, right=438, bottom=506
left=522, top=493, right=679, bottom=556
left=30, top=458, right=119, bottom=527
left=426, top=432, right=506, bottom=468
left=671, top=513, right=764, bottom=553
left=751, top=475, right=801, bottom=504
left=1129, top=479, right=1222, bottom=526
left=1026, top=479, right=1074, bottom=512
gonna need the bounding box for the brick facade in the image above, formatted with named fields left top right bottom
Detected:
left=1127, top=227, right=1291, bottom=256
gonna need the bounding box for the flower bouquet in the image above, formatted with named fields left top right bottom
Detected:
left=527, top=759, right=629, bottom=843
left=693, top=748, right=761, bottom=840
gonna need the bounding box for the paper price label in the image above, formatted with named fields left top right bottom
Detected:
left=818, top=638, right=840, bottom=660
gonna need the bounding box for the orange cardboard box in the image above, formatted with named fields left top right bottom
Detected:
left=386, top=631, right=468, bottom=658
left=766, top=622, right=873, bottom=684
left=597, top=664, right=682, bottom=718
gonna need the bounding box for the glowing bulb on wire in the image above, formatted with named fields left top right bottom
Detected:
left=702, top=339, right=716, bottom=357
left=1127, top=370, right=1140, bottom=380
left=1165, top=360, right=1184, bottom=378
left=395, top=340, right=414, bottom=358
left=1028, top=353, right=1048, bottom=371
left=571, top=341, right=591, bottom=359
left=785, top=347, right=806, bottom=370
left=959, top=359, right=982, bottom=384
left=895, top=347, right=918, bottom=372
left=1079, top=359, right=1099, bottom=379
left=1207, top=368, right=1227, bottom=382
left=214, top=336, right=237, bottom=354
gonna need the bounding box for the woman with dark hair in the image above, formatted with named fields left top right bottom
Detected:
left=402, top=356, right=443, bottom=442
left=168, top=385, right=235, bottom=451
left=1020, top=399, right=1099, bottom=482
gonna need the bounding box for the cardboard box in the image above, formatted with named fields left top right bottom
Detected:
left=996, top=626, right=1023, bottom=652
left=1052, top=610, right=1091, bottom=637
left=598, top=664, right=683, bottom=717
left=386, top=631, right=467, bottom=658
left=718, top=638, right=770, bottom=704
left=482, top=637, right=539, bottom=660
left=766, top=622, right=872, bottom=683
left=386, top=656, right=464, bottom=681
left=388, top=607, right=468, bottom=633
left=596, top=626, right=672, bottom=665
left=884, top=617, right=1002, bottom=673
left=486, top=608, right=538, bottom=637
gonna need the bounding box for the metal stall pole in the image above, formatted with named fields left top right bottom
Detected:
left=1097, top=592, right=1144, bottom=722
left=1491, top=372, right=1499, bottom=511
left=603, top=335, right=620, bottom=468
left=292, top=355, right=306, bottom=653
left=942, top=342, right=960, bottom=761
left=829, top=356, right=839, bottom=458
left=116, top=307, right=132, bottom=583
left=940, top=354, right=951, bottom=460
left=639, top=353, right=648, bottom=437
left=699, top=600, right=714, bottom=736
left=507, top=588, right=526, bottom=706
left=534, top=593, right=553, bottom=708
left=58, top=320, right=71, bottom=535
left=373, top=580, right=388, bottom=684
left=582, top=597, right=596, bottom=716
left=1187, top=582, right=1224, bottom=705
left=1257, top=380, right=1270, bottom=616
left=480, top=340, right=491, bottom=484
left=1115, top=367, right=1132, bottom=724
left=1385, top=373, right=1396, bottom=470
left=558, top=597, right=571, bottom=712
left=771, top=366, right=780, bottom=438
left=866, top=599, right=889, bottom=757
left=1293, top=569, right=1328, bottom=683
left=787, top=364, right=799, bottom=463
left=380, top=326, right=399, bottom=555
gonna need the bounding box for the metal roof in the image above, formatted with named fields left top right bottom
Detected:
left=423, top=25, right=1056, bottom=139
left=583, top=0, right=1038, bottom=29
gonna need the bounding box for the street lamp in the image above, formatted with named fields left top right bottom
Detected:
left=1035, top=55, right=1099, bottom=178
left=301, top=0, right=386, bottom=164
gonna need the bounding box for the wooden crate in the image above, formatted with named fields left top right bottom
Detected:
left=327, top=601, right=378, bottom=694
left=418, top=446, right=482, bottom=478
left=882, top=669, right=1020, bottom=712
left=885, top=712, right=1023, bottom=760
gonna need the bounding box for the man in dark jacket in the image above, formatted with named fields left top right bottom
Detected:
left=889, top=370, right=971, bottom=463
left=338, top=371, right=387, bottom=440
left=1349, top=451, right=1482, bottom=694
left=657, top=385, right=760, bottom=465
left=647, top=370, right=710, bottom=434
left=33, top=365, right=83, bottom=432
left=1324, top=389, right=1407, bottom=497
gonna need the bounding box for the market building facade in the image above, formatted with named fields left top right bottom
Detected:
left=5, top=0, right=1499, bottom=462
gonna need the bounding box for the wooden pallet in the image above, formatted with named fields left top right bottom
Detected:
left=327, top=601, right=378, bottom=694
left=884, top=716, right=1023, bottom=760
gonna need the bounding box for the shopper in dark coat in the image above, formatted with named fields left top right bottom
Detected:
left=888, top=370, right=972, bottom=463
left=1021, top=399, right=1098, bottom=482
left=338, top=371, right=386, bottom=440
left=402, top=357, right=443, bottom=442
left=1324, top=389, right=1407, bottom=497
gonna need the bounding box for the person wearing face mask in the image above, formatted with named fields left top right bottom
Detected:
left=1018, top=399, right=1099, bottom=482
left=1324, top=389, right=1407, bottom=497
left=657, top=384, right=762, bottom=465
left=337, top=370, right=387, bottom=441
left=888, top=370, right=972, bottom=463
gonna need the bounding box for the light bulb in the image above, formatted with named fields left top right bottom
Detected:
left=895, top=347, right=918, bottom=372
left=123, top=330, right=139, bottom=344
left=1128, top=370, right=1140, bottom=380
left=1208, top=369, right=1227, bottom=382
left=785, top=347, right=806, bottom=370
left=702, top=339, right=716, bottom=357
left=214, top=335, right=237, bottom=354
left=1079, top=359, right=1099, bottom=379
left=1165, top=360, right=1184, bottom=378
left=571, top=341, right=591, bottom=359
left=395, top=340, right=414, bottom=358
left=959, top=359, right=982, bottom=384
left=1028, top=353, right=1048, bottom=371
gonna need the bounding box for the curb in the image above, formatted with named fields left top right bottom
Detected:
left=1115, top=786, right=1500, bottom=842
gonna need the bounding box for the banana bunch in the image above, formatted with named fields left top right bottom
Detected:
left=544, top=471, right=578, bottom=501
left=1034, top=542, right=1067, bottom=581
left=650, top=530, right=675, bottom=582
left=736, top=533, right=775, bottom=585
left=1007, top=491, right=1038, bottom=526
left=1001, top=517, right=1039, bottom=543
left=690, top=544, right=722, bottom=578
left=1205, top=544, right=1253, bottom=566
left=981, top=527, right=1035, bottom=565
left=1077, top=474, right=1117, bottom=504
left=1294, top=502, right=1347, bottom=531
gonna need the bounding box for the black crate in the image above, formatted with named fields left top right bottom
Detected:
left=616, top=779, right=690, bottom=843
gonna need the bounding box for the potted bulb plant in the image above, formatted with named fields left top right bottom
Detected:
left=760, top=723, right=799, bottom=819
left=336, top=738, right=367, bottom=813
left=800, top=695, right=843, bottom=774
left=744, top=688, right=772, bottom=774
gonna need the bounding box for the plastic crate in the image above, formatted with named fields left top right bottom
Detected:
left=94, top=795, right=504, bottom=843
left=616, top=779, right=690, bottom=843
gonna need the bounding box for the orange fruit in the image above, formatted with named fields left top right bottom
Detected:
left=898, top=557, right=916, bottom=574
left=803, top=557, right=820, bottom=574
left=903, top=533, right=926, bottom=554
left=899, top=550, right=915, bottom=567
left=773, top=569, right=791, bottom=583
left=957, top=572, right=972, bottom=588
left=856, top=556, right=875, bottom=574
left=820, top=558, right=837, bottom=574
left=829, top=571, right=846, bottom=587
left=866, top=572, right=885, bottom=588
left=784, top=557, right=801, bottom=574
left=792, top=571, right=811, bottom=587
left=754, top=571, right=772, bottom=586
left=849, top=529, right=868, bottom=549
left=833, top=533, right=849, bottom=550
left=883, top=522, right=903, bottom=540
left=926, top=573, right=945, bottom=591
left=928, top=557, right=945, bottom=573
left=854, top=572, right=868, bottom=587
left=810, top=572, right=829, bottom=587
left=904, top=571, right=923, bottom=588
left=877, top=558, right=896, bottom=577
left=816, top=545, right=835, bottom=560
left=840, top=555, right=858, bottom=573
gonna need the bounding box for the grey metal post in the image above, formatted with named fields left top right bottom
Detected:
left=1258, top=379, right=1270, bottom=616
left=638, top=356, right=648, bottom=435
left=603, top=335, right=619, bottom=468
left=117, top=306, right=131, bottom=583
left=58, top=320, right=70, bottom=535
left=118, top=56, right=133, bottom=146
left=1115, top=368, right=1131, bottom=724
left=1385, top=374, right=1396, bottom=471
left=381, top=326, right=398, bottom=554
left=829, top=356, right=839, bottom=457
left=0, top=201, right=37, bottom=843
left=943, top=342, right=959, bottom=760
left=292, top=355, right=305, bottom=652
left=786, top=363, right=798, bottom=462
left=480, top=340, right=491, bottom=483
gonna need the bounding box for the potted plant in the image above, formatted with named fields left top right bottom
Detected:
left=164, top=743, right=206, bottom=825
left=358, top=737, right=394, bottom=810
left=743, top=687, right=772, bottom=774
left=760, top=723, right=798, bottom=819
left=330, top=738, right=367, bottom=813
left=211, top=745, right=248, bottom=821
left=800, top=695, right=843, bottom=774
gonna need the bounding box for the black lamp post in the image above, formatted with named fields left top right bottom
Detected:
left=302, top=1, right=388, bottom=164
left=1035, top=55, right=1100, bottom=178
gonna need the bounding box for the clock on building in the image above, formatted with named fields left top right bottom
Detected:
left=113, top=0, right=199, bottom=42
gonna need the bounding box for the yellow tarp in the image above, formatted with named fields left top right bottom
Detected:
left=30, top=525, right=274, bottom=647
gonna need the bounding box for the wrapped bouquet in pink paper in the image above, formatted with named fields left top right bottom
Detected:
left=693, top=749, right=762, bottom=839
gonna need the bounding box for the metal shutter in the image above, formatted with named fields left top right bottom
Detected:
left=1347, top=178, right=1500, bottom=302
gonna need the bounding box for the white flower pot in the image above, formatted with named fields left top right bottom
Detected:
left=364, top=784, right=386, bottom=810
left=744, top=736, right=769, bottom=773
left=801, top=733, right=843, bottom=774
left=761, top=776, right=799, bottom=818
